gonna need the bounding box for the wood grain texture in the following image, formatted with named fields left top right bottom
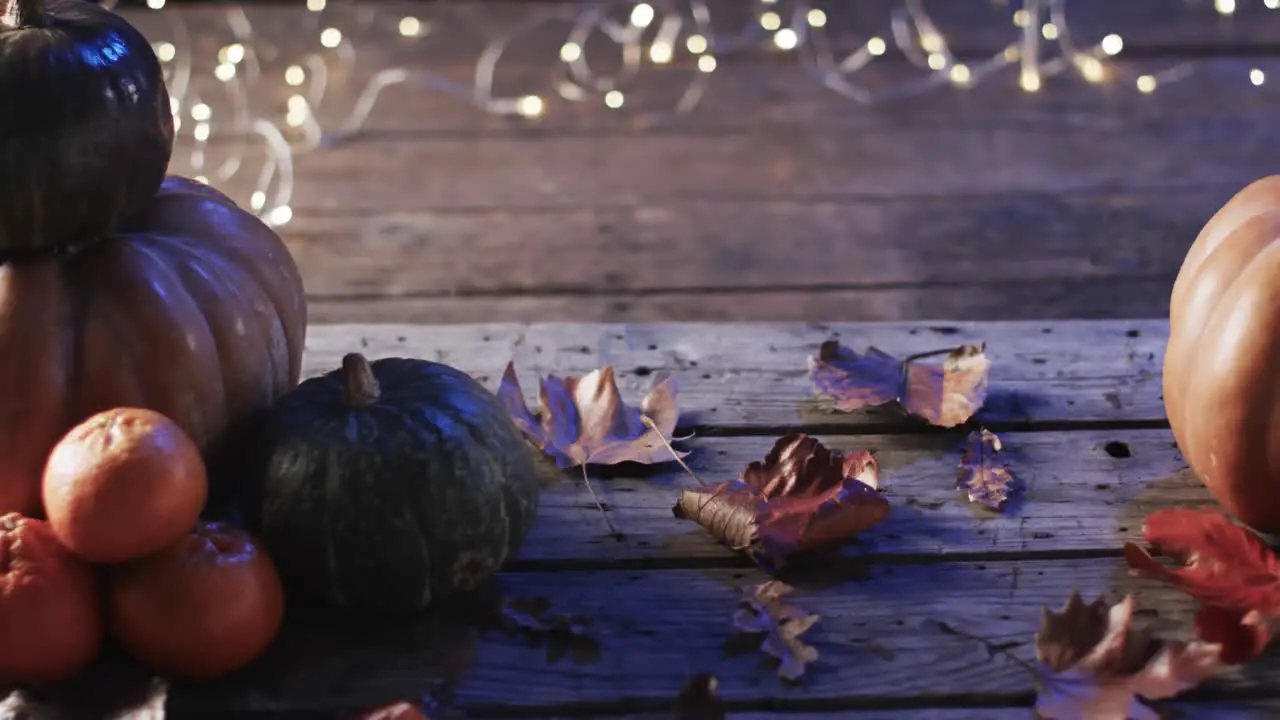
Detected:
left=188, top=112, right=1280, bottom=214
left=138, top=2, right=1280, bottom=324
left=300, top=319, right=1171, bottom=430
left=164, top=558, right=1267, bottom=715
left=282, top=187, right=1221, bottom=298
left=511, top=428, right=1200, bottom=566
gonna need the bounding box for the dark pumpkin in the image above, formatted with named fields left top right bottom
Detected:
left=0, top=0, right=173, bottom=252
left=248, top=353, right=542, bottom=612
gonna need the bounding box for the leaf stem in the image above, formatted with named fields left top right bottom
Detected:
left=641, top=415, right=704, bottom=486
left=897, top=344, right=978, bottom=403
left=580, top=464, right=621, bottom=540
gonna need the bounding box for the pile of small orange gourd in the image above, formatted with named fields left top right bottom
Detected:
left=0, top=407, right=284, bottom=688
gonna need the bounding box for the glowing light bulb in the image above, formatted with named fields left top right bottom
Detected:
left=629, top=3, right=654, bottom=28
left=285, top=65, right=306, bottom=86
left=806, top=9, right=826, bottom=27
left=1137, top=74, right=1157, bottom=93
left=1251, top=68, right=1266, bottom=86
left=516, top=95, right=545, bottom=118
left=949, top=64, right=971, bottom=85
left=697, top=55, right=717, bottom=73
left=560, top=43, right=582, bottom=62
left=320, top=28, right=342, bottom=49
left=686, top=35, right=708, bottom=54
left=604, top=91, right=624, bottom=109
left=760, top=12, right=781, bottom=31
left=399, top=17, right=421, bottom=37
left=773, top=28, right=799, bottom=51
left=866, top=37, right=886, bottom=56
left=1101, top=34, right=1123, bottom=55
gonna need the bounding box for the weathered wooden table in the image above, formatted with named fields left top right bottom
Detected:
left=70, top=319, right=1280, bottom=717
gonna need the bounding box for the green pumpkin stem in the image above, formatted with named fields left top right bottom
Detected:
left=341, top=353, right=381, bottom=409
left=0, top=0, right=46, bottom=30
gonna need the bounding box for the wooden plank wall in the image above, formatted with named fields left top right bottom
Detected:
left=122, top=0, right=1280, bottom=323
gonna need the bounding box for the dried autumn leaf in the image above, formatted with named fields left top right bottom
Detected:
left=497, top=361, right=688, bottom=469
left=672, top=433, right=889, bottom=572
left=671, top=673, right=726, bottom=720
left=495, top=595, right=600, bottom=664
left=1124, top=507, right=1280, bottom=665
left=500, top=596, right=595, bottom=639
left=807, top=340, right=990, bottom=428
left=732, top=581, right=820, bottom=681
left=956, top=428, right=1015, bottom=511
left=1034, top=591, right=1222, bottom=720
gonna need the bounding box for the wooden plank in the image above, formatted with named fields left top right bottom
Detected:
left=158, top=51, right=1280, bottom=136
left=158, top=557, right=1276, bottom=714
left=508, top=428, right=1201, bottom=566
left=302, top=275, right=1178, bottom=324
left=299, top=320, right=1171, bottom=429
left=281, top=187, right=1220, bottom=298
left=183, top=108, right=1280, bottom=214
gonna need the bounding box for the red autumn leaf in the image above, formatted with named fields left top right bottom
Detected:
left=672, top=433, right=888, bottom=572
left=806, top=341, right=990, bottom=428
left=1034, top=591, right=1222, bottom=720
left=731, top=581, right=820, bottom=681
left=1124, top=507, right=1280, bottom=664
left=497, top=361, right=688, bottom=468
left=956, top=428, right=1015, bottom=511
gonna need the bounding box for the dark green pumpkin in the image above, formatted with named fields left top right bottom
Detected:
left=248, top=353, right=541, bottom=612
left=0, top=0, right=173, bottom=253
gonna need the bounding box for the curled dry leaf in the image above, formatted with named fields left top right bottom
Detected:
left=671, top=673, right=726, bottom=720
left=497, top=361, right=688, bottom=468
left=732, top=581, right=820, bottom=681
left=672, top=433, right=889, bottom=572
left=956, top=428, right=1015, bottom=511
left=1034, top=591, right=1222, bottom=720
left=807, top=340, right=990, bottom=428
left=1124, top=507, right=1280, bottom=665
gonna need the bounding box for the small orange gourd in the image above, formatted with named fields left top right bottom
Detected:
left=1165, top=175, right=1280, bottom=532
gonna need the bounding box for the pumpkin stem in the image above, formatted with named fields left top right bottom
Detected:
left=0, top=0, right=47, bottom=30
left=341, top=353, right=381, bottom=409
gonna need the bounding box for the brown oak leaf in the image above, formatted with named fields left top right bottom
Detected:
left=1125, top=507, right=1280, bottom=665
left=1034, top=591, right=1222, bottom=720
left=672, top=433, right=888, bottom=572
left=732, top=581, right=820, bottom=681
left=956, top=428, right=1015, bottom=511
left=807, top=340, right=990, bottom=427
left=671, top=673, right=726, bottom=720
left=497, top=361, right=688, bottom=468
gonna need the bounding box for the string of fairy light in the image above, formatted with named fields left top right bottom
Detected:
left=105, top=0, right=1278, bottom=229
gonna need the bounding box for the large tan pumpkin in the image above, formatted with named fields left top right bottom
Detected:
left=0, top=176, right=307, bottom=516
left=1165, top=175, right=1280, bottom=532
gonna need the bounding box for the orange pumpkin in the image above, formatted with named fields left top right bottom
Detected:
left=1165, top=175, right=1280, bottom=532
left=0, top=176, right=306, bottom=517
